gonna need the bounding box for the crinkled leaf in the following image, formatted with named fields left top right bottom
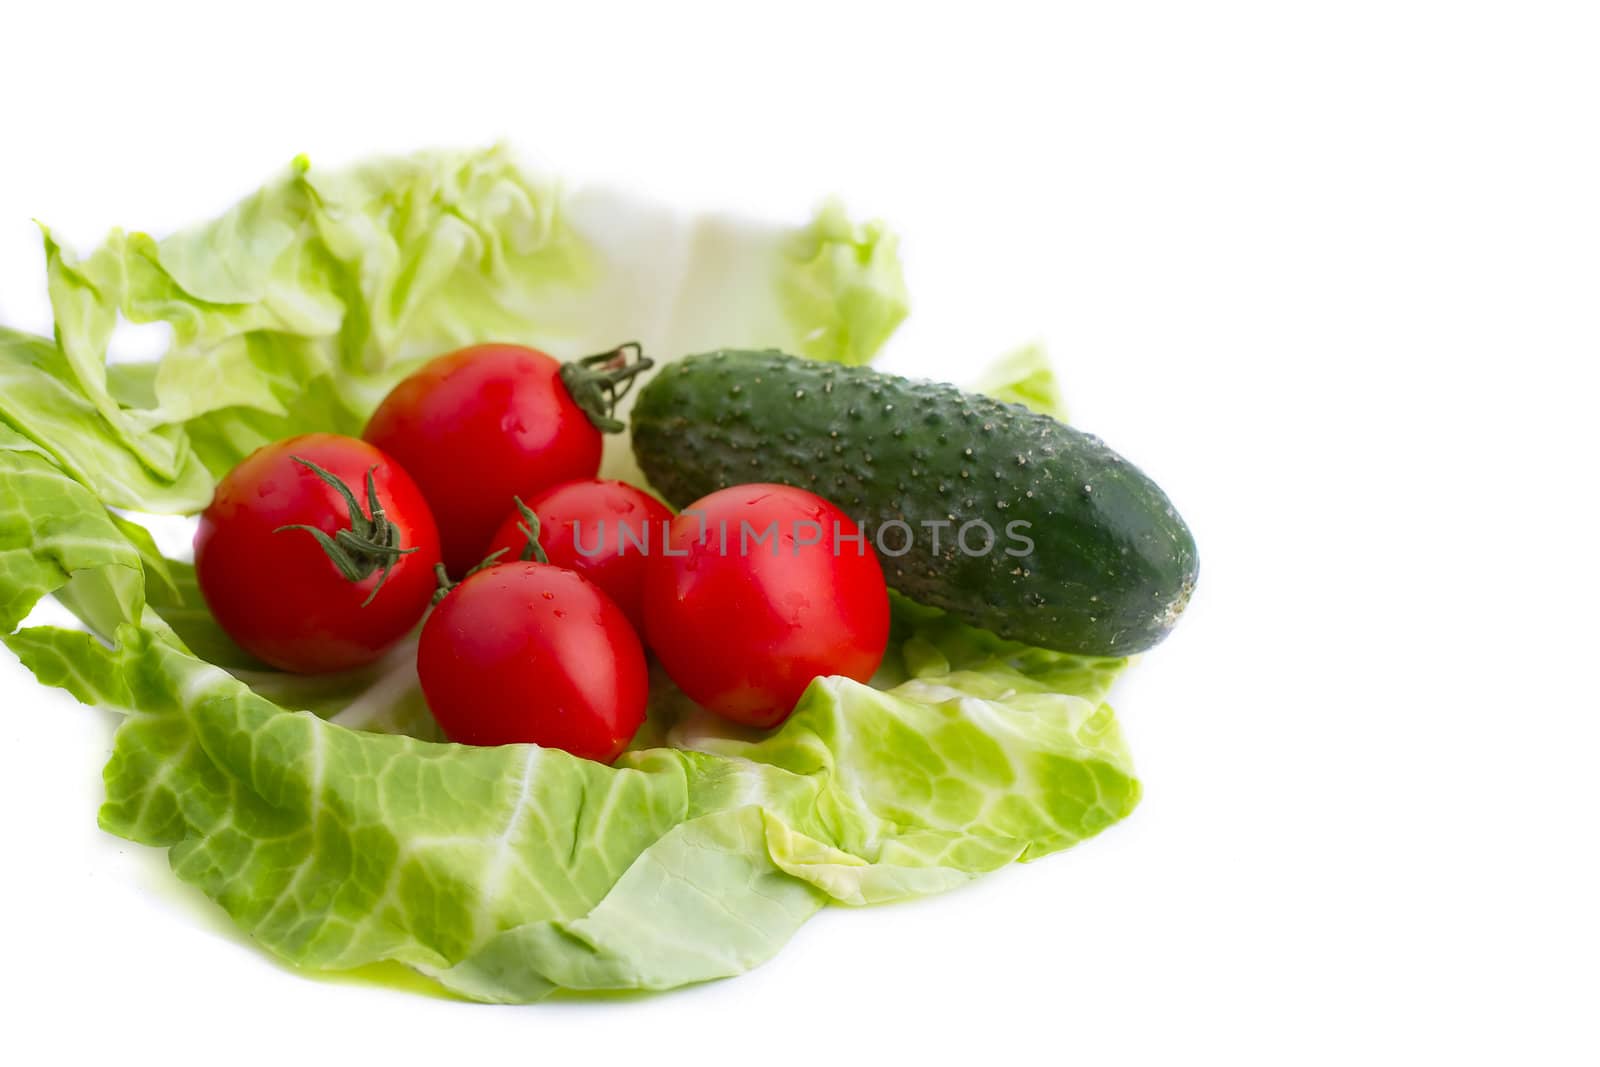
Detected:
left=0, top=327, right=214, bottom=511
left=970, top=340, right=1068, bottom=420
left=0, top=445, right=144, bottom=633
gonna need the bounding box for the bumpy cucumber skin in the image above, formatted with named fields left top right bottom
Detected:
left=631, top=350, right=1198, bottom=656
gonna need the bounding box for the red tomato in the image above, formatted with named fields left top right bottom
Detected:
left=417, top=561, right=648, bottom=761
left=194, top=433, right=441, bottom=674
left=642, top=484, right=890, bottom=728
left=484, top=479, right=672, bottom=632
left=363, top=344, right=603, bottom=575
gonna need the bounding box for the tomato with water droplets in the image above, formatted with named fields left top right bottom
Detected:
left=485, top=479, right=672, bottom=631
left=418, top=561, right=648, bottom=761
left=642, top=483, right=890, bottom=728
left=194, top=433, right=441, bottom=674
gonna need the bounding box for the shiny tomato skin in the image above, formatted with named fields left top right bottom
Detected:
left=194, top=433, right=441, bottom=674
left=642, top=483, right=890, bottom=728
left=363, top=344, right=604, bottom=575
left=484, top=479, right=672, bottom=632
left=417, top=561, right=648, bottom=761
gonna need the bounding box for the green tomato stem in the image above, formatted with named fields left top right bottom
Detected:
left=275, top=458, right=417, bottom=607
left=559, top=342, right=654, bottom=433
left=431, top=549, right=512, bottom=605
left=512, top=497, right=549, bottom=564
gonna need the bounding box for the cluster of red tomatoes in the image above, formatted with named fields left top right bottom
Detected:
left=194, top=344, right=891, bottom=763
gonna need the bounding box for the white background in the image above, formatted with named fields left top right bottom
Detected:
left=2, top=2, right=1596, bottom=1063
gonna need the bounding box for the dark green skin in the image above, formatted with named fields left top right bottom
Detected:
left=630, top=350, right=1198, bottom=656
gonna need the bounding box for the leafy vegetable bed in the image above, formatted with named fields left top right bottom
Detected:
left=0, top=147, right=1146, bottom=1001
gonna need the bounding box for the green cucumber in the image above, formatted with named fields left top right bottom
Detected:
left=630, top=350, right=1198, bottom=656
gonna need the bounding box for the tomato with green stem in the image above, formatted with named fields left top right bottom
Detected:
left=363, top=342, right=652, bottom=575
left=485, top=479, right=672, bottom=632
left=194, top=433, right=441, bottom=674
